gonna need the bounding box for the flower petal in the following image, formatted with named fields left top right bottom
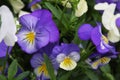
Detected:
left=94, top=2, right=109, bottom=10
left=78, top=24, right=93, bottom=40
left=60, top=57, right=77, bottom=71
left=0, top=5, right=17, bottom=46
left=75, top=0, right=88, bottom=17
left=102, top=3, right=116, bottom=30
left=69, top=51, right=80, bottom=62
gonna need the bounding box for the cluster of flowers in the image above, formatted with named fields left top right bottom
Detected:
left=0, top=0, right=120, bottom=80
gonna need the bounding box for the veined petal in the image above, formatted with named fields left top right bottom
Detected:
left=17, top=30, right=37, bottom=53
left=19, top=14, right=38, bottom=30
left=94, top=2, right=109, bottom=10
left=102, top=3, right=116, bottom=30
left=75, top=0, right=88, bottom=17
left=34, top=64, right=49, bottom=79
left=91, top=60, right=100, bottom=69
left=0, top=41, right=8, bottom=57
left=60, top=57, right=77, bottom=71
left=0, top=5, right=17, bottom=46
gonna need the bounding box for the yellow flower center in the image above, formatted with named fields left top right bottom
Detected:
left=38, top=63, right=49, bottom=77
left=102, top=35, right=109, bottom=44
left=26, top=32, right=35, bottom=44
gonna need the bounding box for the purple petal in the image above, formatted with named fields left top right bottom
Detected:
left=31, top=9, right=52, bottom=20
left=91, top=25, right=101, bottom=46
left=19, top=14, right=38, bottom=30
left=78, top=24, right=93, bottom=40
left=116, top=17, right=120, bottom=28
left=35, top=28, right=50, bottom=49
left=0, top=41, right=12, bottom=57
left=30, top=53, right=44, bottom=68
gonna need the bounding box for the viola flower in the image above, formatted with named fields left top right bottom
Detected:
left=0, top=5, right=17, bottom=46
left=95, top=0, right=120, bottom=12
left=52, top=43, right=80, bottom=71
left=30, top=53, right=57, bottom=80
left=28, top=0, right=41, bottom=11
left=86, top=52, right=118, bottom=69
left=94, top=3, right=120, bottom=43
left=17, top=9, right=59, bottom=54
left=91, top=23, right=115, bottom=54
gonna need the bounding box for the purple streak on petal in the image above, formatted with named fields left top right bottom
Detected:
left=116, top=17, right=120, bottom=28
left=28, top=0, right=41, bottom=8
left=78, top=24, right=93, bottom=40
left=19, top=14, right=38, bottom=30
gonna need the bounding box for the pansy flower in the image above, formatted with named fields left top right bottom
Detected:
left=28, top=0, right=41, bottom=11
left=78, top=23, right=116, bottom=54
left=0, top=5, right=17, bottom=46
left=17, top=9, right=59, bottom=54
left=30, top=53, right=58, bottom=80
left=91, top=23, right=115, bottom=54
left=94, top=3, right=120, bottom=43
left=86, top=52, right=118, bottom=69
left=51, top=43, right=80, bottom=71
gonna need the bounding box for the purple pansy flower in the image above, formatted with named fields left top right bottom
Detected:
left=51, top=43, right=80, bottom=71
left=17, top=9, right=59, bottom=54
left=78, top=23, right=115, bottom=54
left=30, top=53, right=57, bottom=80
left=91, top=23, right=115, bottom=54
left=96, top=0, right=120, bottom=12
left=86, top=51, right=118, bottom=69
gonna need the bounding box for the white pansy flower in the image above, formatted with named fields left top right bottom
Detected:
left=75, top=0, right=88, bottom=17
left=94, top=3, right=120, bottom=43
left=0, top=5, right=17, bottom=46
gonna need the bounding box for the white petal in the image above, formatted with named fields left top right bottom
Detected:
left=75, top=0, right=88, bottom=17
left=107, top=30, right=120, bottom=43
left=94, top=2, right=109, bottom=10
left=0, top=5, right=17, bottom=46
left=8, top=0, right=24, bottom=14
left=56, top=53, right=66, bottom=63
left=69, top=51, right=80, bottom=62
left=61, top=0, right=72, bottom=8
left=102, top=3, right=116, bottom=30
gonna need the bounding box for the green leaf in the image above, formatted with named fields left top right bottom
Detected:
left=100, top=64, right=111, bottom=73
left=44, top=2, right=68, bottom=28
left=0, top=74, right=7, bottom=80
left=44, top=53, right=56, bottom=80
left=8, top=60, right=18, bottom=79
left=85, top=70, right=99, bottom=80
left=15, top=71, right=29, bottom=80
left=59, top=72, right=72, bottom=80
left=104, top=73, right=115, bottom=80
